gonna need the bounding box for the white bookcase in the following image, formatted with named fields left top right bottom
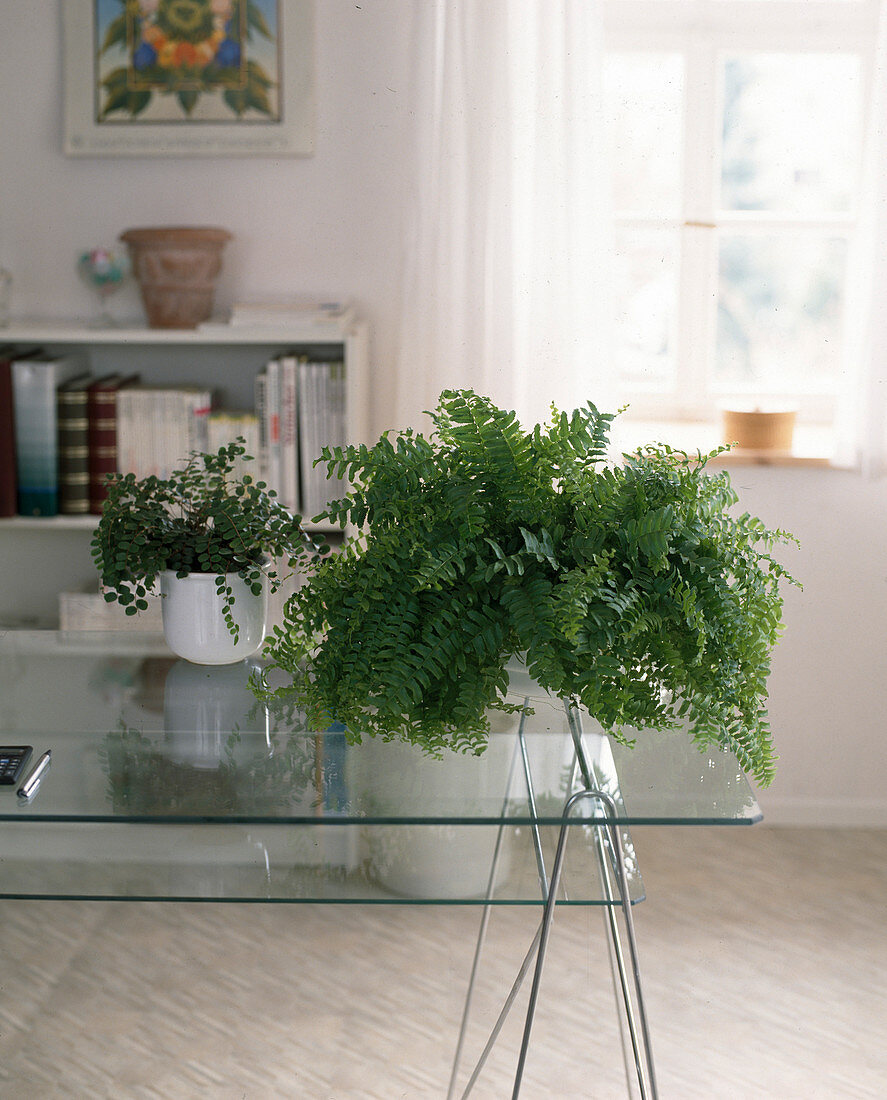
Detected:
left=1, top=317, right=370, bottom=627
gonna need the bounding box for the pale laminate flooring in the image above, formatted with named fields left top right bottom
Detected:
left=0, top=827, right=884, bottom=1099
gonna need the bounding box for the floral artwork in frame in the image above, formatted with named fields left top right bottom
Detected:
left=64, top=0, right=314, bottom=156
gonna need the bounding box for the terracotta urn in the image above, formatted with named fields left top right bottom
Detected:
left=120, top=226, right=232, bottom=329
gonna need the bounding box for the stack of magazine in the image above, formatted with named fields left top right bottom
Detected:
left=254, top=354, right=346, bottom=520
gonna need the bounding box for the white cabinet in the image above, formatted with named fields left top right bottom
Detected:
left=1, top=318, right=370, bottom=627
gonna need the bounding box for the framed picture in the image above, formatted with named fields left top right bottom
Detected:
left=63, top=0, right=314, bottom=157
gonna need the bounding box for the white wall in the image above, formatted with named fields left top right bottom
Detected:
left=0, top=1, right=413, bottom=430
left=735, top=466, right=887, bottom=825
left=2, top=3, right=885, bottom=824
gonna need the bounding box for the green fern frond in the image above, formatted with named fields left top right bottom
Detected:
left=261, top=390, right=799, bottom=785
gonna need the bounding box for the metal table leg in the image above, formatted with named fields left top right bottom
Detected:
left=447, top=704, right=532, bottom=1100
left=511, top=784, right=658, bottom=1100
left=566, top=704, right=658, bottom=1099
left=452, top=703, right=658, bottom=1099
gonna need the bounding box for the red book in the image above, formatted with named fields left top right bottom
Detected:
left=87, top=373, right=138, bottom=514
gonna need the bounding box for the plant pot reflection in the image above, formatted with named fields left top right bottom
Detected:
left=354, top=733, right=516, bottom=899
left=163, top=658, right=270, bottom=769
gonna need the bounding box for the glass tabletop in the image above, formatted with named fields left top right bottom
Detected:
left=0, top=631, right=761, bottom=904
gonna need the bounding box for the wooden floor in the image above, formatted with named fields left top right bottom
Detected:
left=0, top=827, right=884, bottom=1099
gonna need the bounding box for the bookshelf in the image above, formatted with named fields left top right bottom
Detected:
left=2, top=318, right=370, bottom=441
left=1, top=316, right=370, bottom=627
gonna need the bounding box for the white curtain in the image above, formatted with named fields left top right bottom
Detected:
left=838, top=1, right=887, bottom=475
left=393, top=0, right=612, bottom=433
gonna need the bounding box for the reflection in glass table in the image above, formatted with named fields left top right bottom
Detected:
left=0, top=632, right=761, bottom=1099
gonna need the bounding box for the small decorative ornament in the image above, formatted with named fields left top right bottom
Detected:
left=77, top=248, right=130, bottom=326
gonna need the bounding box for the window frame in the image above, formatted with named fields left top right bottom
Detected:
left=601, top=0, right=879, bottom=425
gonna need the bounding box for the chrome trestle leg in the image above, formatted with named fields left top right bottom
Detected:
left=448, top=701, right=532, bottom=1100
left=596, top=826, right=645, bottom=1095
left=452, top=701, right=658, bottom=1100
left=457, top=924, right=544, bottom=1099
left=455, top=707, right=568, bottom=1099
left=565, top=705, right=657, bottom=1098
left=511, top=785, right=658, bottom=1099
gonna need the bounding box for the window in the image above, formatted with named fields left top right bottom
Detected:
left=602, top=0, right=878, bottom=427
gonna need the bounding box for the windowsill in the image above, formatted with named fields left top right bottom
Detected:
left=609, top=419, right=846, bottom=469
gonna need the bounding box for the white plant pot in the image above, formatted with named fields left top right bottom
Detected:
left=160, top=569, right=268, bottom=665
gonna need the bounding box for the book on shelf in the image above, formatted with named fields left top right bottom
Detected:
left=253, top=355, right=299, bottom=512
left=117, top=385, right=212, bottom=481
left=280, top=355, right=300, bottom=512
left=299, top=359, right=346, bottom=520
left=225, top=297, right=354, bottom=329
left=0, top=349, right=18, bottom=517
left=57, top=373, right=94, bottom=515
left=253, top=371, right=269, bottom=489
left=298, top=360, right=319, bottom=517
left=262, top=356, right=282, bottom=500
left=206, top=410, right=260, bottom=484
left=87, top=373, right=140, bottom=515
left=11, top=353, right=86, bottom=516
left=253, top=355, right=345, bottom=519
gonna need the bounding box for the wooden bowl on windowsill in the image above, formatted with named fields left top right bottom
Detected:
left=721, top=406, right=797, bottom=453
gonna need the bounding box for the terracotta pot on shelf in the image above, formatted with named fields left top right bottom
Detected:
left=120, top=226, right=231, bottom=329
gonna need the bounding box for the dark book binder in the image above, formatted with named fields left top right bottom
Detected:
left=87, top=373, right=138, bottom=514
left=0, top=353, right=17, bottom=517
left=57, top=374, right=93, bottom=515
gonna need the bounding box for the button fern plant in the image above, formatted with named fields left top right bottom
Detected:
left=91, top=440, right=318, bottom=644
left=262, top=390, right=798, bottom=786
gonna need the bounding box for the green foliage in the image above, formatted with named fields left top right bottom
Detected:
left=262, top=391, right=799, bottom=786
left=100, top=722, right=322, bottom=816
left=91, top=440, right=319, bottom=643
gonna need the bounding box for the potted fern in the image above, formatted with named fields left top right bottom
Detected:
left=91, top=440, right=318, bottom=665
left=262, top=390, right=798, bottom=786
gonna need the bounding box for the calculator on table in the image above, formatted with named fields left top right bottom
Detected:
left=0, top=747, right=33, bottom=785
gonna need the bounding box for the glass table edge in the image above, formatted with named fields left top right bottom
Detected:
left=0, top=811, right=763, bottom=826
left=0, top=893, right=647, bottom=907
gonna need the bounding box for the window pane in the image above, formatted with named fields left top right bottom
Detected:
left=604, top=53, right=683, bottom=215
left=716, top=234, right=846, bottom=390
left=720, top=53, right=862, bottom=213
left=613, top=229, right=680, bottom=389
